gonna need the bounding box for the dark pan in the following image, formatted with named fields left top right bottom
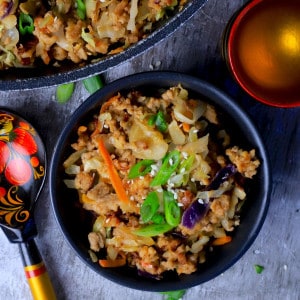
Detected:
left=0, top=0, right=207, bottom=91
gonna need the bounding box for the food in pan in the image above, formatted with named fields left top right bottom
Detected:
left=0, top=0, right=187, bottom=69
left=63, top=85, right=260, bottom=278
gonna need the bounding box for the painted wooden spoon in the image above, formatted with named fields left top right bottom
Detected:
left=0, top=109, right=56, bottom=299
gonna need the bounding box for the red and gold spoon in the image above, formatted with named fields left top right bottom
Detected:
left=0, top=109, right=56, bottom=299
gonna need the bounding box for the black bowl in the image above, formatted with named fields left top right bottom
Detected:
left=49, top=71, right=271, bottom=291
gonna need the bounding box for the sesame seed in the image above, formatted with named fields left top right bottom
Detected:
left=283, top=264, right=288, bottom=271
left=182, top=152, right=188, bottom=159
left=169, top=158, right=174, bottom=165
left=180, top=167, right=186, bottom=174
left=177, top=202, right=184, bottom=207
left=198, top=198, right=204, bottom=204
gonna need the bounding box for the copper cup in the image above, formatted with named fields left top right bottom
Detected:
left=223, top=0, right=300, bottom=108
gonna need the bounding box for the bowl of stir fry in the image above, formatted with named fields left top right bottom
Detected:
left=50, top=71, right=270, bottom=291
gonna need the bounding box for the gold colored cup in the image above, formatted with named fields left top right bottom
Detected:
left=223, top=0, right=300, bottom=107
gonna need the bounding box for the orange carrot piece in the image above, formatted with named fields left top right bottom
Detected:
left=97, top=138, right=130, bottom=205
left=212, top=236, right=232, bottom=246
left=182, top=122, right=190, bottom=133
left=99, top=257, right=126, bottom=268
left=100, top=94, right=120, bottom=114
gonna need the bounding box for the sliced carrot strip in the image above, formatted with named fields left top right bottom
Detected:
left=99, top=258, right=126, bottom=268
left=212, top=236, right=232, bottom=246
left=182, top=122, right=190, bottom=133
left=97, top=138, right=130, bottom=205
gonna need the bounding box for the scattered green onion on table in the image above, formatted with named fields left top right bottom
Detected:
left=55, top=75, right=104, bottom=103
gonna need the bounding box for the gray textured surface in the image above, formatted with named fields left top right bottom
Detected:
left=0, top=0, right=299, bottom=299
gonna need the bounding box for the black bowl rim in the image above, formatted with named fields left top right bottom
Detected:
left=49, top=71, right=271, bottom=291
left=0, top=0, right=207, bottom=91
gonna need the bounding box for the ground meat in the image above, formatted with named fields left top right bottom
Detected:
left=210, top=195, right=231, bottom=219
left=88, top=232, right=105, bottom=252
left=226, top=146, right=260, bottom=178
left=75, top=171, right=94, bottom=193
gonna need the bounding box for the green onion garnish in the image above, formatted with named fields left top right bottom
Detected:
left=254, top=264, right=264, bottom=274
left=19, top=13, right=34, bottom=35
left=140, top=191, right=160, bottom=223
left=128, top=159, right=154, bottom=179
left=83, top=75, right=104, bottom=94
left=56, top=82, right=75, bottom=104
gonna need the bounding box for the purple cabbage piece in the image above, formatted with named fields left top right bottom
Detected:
left=137, top=269, right=162, bottom=280
left=181, top=164, right=237, bottom=229
left=181, top=199, right=210, bottom=229
left=0, top=1, right=13, bottom=20
left=206, top=164, right=237, bottom=190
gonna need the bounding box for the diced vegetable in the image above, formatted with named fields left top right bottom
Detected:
left=150, top=150, right=181, bottom=186
left=56, top=82, right=75, bottom=104
left=181, top=199, right=209, bottom=229
left=99, top=257, right=126, bottom=268
left=254, top=264, right=264, bottom=274
left=155, top=111, right=168, bottom=132
left=163, top=190, right=181, bottom=226
left=211, top=236, right=232, bottom=246
left=83, top=75, right=104, bottom=94
left=97, top=138, right=131, bottom=207
left=128, top=159, right=154, bottom=179
left=160, top=289, right=187, bottom=300
left=76, top=0, right=86, bottom=20
left=206, top=164, right=237, bottom=190
left=18, top=13, right=34, bottom=35
left=140, top=191, right=160, bottom=223
left=151, top=213, right=165, bottom=224
left=133, top=223, right=174, bottom=237
left=137, top=269, right=162, bottom=280
left=148, top=110, right=168, bottom=132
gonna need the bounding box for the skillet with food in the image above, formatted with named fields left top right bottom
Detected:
left=0, top=0, right=207, bottom=90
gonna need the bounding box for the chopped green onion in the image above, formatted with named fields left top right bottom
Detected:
left=147, top=110, right=168, bottom=132
left=155, top=111, right=168, bottom=132
left=19, top=13, right=34, bottom=35
left=128, top=159, right=154, bottom=179
left=147, top=114, right=157, bottom=126
left=150, top=150, right=181, bottom=186
left=160, top=289, right=186, bottom=300
left=133, top=223, right=174, bottom=237
left=140, top=192, right=160, bottom=223
left=178, top=154, right=195, bottom=173
left=254, top=264, right=264, bottom=274
left=83, top=75, right=104, bottom=94
left=151, top=213, right=165, bottom=224
left=163, top=190, right=181, bottom=226
left=76, top=0, right=86, bottom=20
left=56, top=82, right=75, bottom=104
left=178, top=154, right=195, bottom=185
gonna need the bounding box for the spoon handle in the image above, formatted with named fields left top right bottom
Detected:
left=19, top=238, right=57, bottom=300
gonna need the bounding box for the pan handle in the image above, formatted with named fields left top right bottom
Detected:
left=19, top=238, right=57, bottom=300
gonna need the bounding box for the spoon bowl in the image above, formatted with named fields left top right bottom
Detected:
left=0, top=109, right=56, bottom=299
